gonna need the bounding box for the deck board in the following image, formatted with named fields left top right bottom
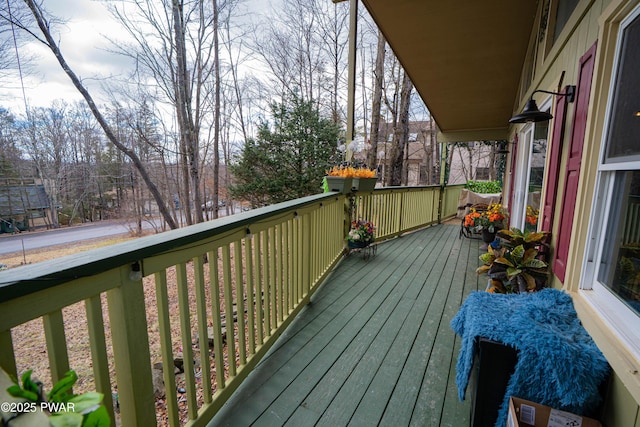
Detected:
left=209, top=224, right=482, bottom=427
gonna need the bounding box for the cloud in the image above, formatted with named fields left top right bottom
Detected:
left=2, top=0, right=135, bottom=111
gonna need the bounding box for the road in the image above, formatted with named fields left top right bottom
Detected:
left=0, top=207, right=241, bottom=255
left=0, top=220, right=158, bottom=255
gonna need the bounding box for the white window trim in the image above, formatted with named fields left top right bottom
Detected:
left=579, top=3, right=640, bottom=360
left=511, top=97, right=552, bottom=230
left=511, top=125, right=533, bottom=230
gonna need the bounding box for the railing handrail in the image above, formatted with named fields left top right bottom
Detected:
left=0, top=192, right=341, bottom=303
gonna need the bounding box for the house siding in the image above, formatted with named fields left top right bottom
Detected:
left=511, top=0, right=640, bottom=424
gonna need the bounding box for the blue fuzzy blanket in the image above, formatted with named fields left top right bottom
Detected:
left=450, top=289, right=609, bottom=426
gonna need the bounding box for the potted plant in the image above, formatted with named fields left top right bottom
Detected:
left=476, top=228, right=550, bottom=293
left=463, top=203, right=507, bottom=242
left=346, top=219, right=375, bottom=249
left=6, top=369, right=111, bottom=426
left=525, top=205, right=539, bottom=232
left=323, top=164, right=377, bottom=194
left=351, top=167, right=377, bottom=192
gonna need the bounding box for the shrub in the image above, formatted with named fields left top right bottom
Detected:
left=465, top=180, right=502, bottom=194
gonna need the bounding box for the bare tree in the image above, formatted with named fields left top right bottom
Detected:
left=366, top=29, right=385, bottom=169
left=252, top=0, right=335, bottom=109
left=0, top=0, right=35, bottom=90
left=386, top=70, right=413, bottom=186
left=18, top=0, right=178, bottom=229
left=313, top=0, right=349, bottom=124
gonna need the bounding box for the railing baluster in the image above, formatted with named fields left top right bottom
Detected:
left=312, top=210, right=319, bottom=280
left=262, top=230, right=270, bottom=336
left=302, top=213, right=311, bottom=295
left=293, top=216, right=301, bottom=305
left=84, top=295, right=115, bottom=426
left=43, top=309, right=70, bottom=385
left=222, top=246, right=236, bottom=377
left=276, top=223, right=284, bottom=324
left=244, top=236, right=256, bottom=356
left=154, top=270, right=179, bottom=427
left=208, top=250, right=225, bottom=390
left=193, top=256, right=213, bottom=404
left=234, top=241, right=246, bottom=366
left=176, top=262, right=198, bottom=420
left=284, top=220, right=292, bottom=315
left=269, top=227, right=277, bottom=331
left=254, top=235, right=264, bottom=345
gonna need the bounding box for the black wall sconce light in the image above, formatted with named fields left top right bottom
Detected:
left=509, top=85, right=576, bottom=123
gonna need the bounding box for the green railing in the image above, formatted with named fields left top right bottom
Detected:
left=352, top=184, right=463, bottom=242
left=0, top=184, right=463, bottom=426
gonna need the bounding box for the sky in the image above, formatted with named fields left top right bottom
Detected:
left=2, top=0, right=277, bottom=114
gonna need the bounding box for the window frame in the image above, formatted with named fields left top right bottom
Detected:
left=580, top=4, right=640, bottom=359
left=510, top=98, right=552, bottom=231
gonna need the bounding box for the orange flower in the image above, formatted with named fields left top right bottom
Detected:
left=464, top=211, right=481, bottom=227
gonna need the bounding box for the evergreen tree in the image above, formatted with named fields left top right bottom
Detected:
left=230, top=94, right=341, bottom=207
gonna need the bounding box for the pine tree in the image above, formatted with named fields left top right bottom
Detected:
left=230, top=94, right=341, bottom=207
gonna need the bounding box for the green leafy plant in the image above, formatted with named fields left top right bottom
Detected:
left=477, top=228, right=550, bottom=293
left=465, top=180, right=502, bottom=194
left=497, top=228, right=549, bottom=251
left=7, top=370, right=110, bottom=427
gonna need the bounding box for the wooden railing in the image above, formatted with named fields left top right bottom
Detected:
left=0, top=185, right=463, bottom=426
left=352, top=184, right=463, bottom=241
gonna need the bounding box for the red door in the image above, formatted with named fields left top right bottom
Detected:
left=552, top=42, right=597, bottom=282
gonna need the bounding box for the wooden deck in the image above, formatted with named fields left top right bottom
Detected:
left=209, top=223, right=483, bottom=427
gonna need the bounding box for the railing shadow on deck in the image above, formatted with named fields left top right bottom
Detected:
left=0, top=184, right=464, bottom=427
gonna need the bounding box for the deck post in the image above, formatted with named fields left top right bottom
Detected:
left=438, top=185, right=444, bottom=224
left=0, top=330, right=17, bottom=379
left=107, top=264, right=156, bottom=426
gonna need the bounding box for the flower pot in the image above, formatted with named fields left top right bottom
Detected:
left=347, top=240, right=371, bottom=249
left=481, top=229, right=496, bottom=243
left=323, top=176, right=353, bottom=194
left=352, top=177, right=377, bottom=192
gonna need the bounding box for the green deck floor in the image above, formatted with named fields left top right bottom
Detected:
left=209, top=223, right=483, bottom=427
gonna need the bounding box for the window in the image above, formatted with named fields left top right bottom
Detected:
left=510, top=102, right=550, bottom=231
left=475, top=167, right=490, bottom=181
left=552, top=0, right=580, bottom=42
left=597, top=171, right=640, bottom=315
left=584, top=6, right=640, bottom=356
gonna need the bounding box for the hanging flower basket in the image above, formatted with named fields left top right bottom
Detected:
left=352, top=177, right=377, bottom=192
left=324, top=164, right=377, bottom=194
left=323, top=176, right=353, bottom=194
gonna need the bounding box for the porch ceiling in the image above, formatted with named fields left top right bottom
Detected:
left=360, top=0, right=539, bottom=142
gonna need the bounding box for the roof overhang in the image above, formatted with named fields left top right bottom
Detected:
left=360, top=0, right=539, bottom=142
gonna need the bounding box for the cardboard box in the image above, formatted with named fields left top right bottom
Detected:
left=507, top=397, right=602, bottom=427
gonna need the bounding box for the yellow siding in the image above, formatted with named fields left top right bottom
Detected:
left=513, top=0, right=640, bottom=423
left=602, top=373, right=640, bottom=426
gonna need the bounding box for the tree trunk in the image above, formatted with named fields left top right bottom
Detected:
left=172, top=0, right=202, bottom=225
left=367, top=29, right=385, bottom=170
left=212, top=0, right=221, bottom=220
left=489, top=142, right=497, bottom=181
left=24, top=0, right=178, bottom=229
left=389, top=71, right=412, bottom=186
